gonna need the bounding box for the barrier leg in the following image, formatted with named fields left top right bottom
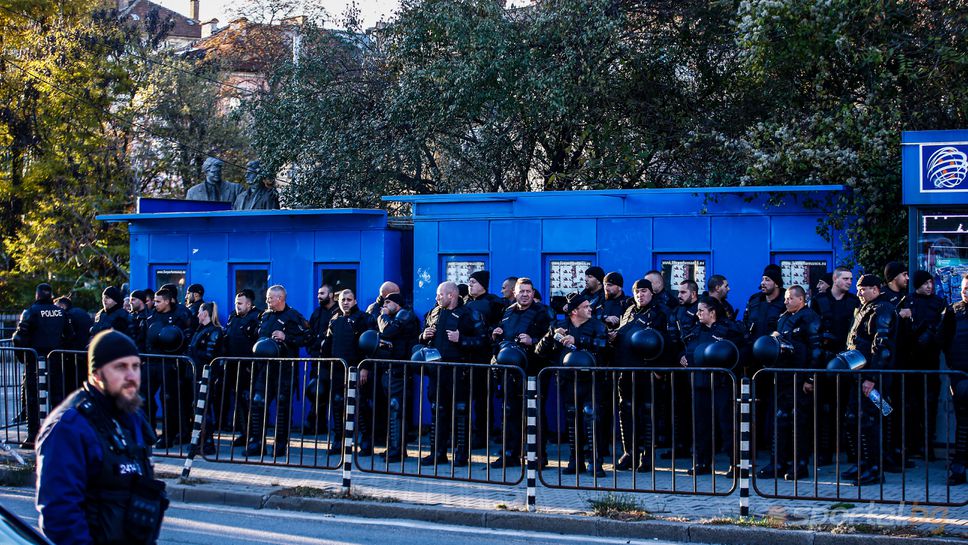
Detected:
left=343, top=367, right=357, bottom=495
left=182, top=365, right=210, bottom=479
left=526, top=376, right=537, bottom=512
left=739, top=377, right=751, bottom=517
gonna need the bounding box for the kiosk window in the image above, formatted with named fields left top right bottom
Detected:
left=152, top=266, right=187, bottom=301
left=319, top=266, right=358, bottom=295
left=232, top=265, right=269, bottom=305
left=660, top=259, right=706, bottom=289
left=780, top=260, right=828, bottom=291
left=442, top=258, right=487, bottom=285
left=918, top=211, right=968, bottom=304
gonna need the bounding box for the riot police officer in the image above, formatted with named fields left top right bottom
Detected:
left=376, top=293, right=420, bottom=462
left=245, top=285, right=309, bottom=458
left=13, top=283, right=73, bottom=447
left=418, top=281, right=487, bottom=467
left=321, top=288, right=377, bottom=455
left=36, top=330, right=167, bottom=545
left=365, top=281, right=401, bottom=317
left=706, top=274, right=736, bottom=320
left=500, top=276, right=519, bottom=309
left=680, top=295, right=745, bottom=475
left=943, top=274, right=968, bottom=485
left=744, top=265, right=787, bottom=345
left=90, top=286, right=133, bottom=338
left=536, top=292, right=608, bottom=476
left=490, top=278, right=552, bottom=468
left=127, top=291, right=150, bottom=352
left=599, top=272, right=630, bottom=328
left=583, top=266, right=606, bottom=316
left=883, top=262, right=914, bottom=469
left=664, top=280, right=700, bottom=454
left=185, top=284, right=205, bottom=332
left=906, top=270, right=948, bottom=460
left=841, top=274, right=897, bottom=485
left=187, top=302, right=224, bottom=455
left=645, top=270, right=678, bottom=317
left=755, top=285, right=822, bottom=480
left=144, top=288, right=193, bottom=449
left=609, top=278, right=668, bottom=472
left=305, top=284, right=338, bottom=435
left=224, top=289, right=261, bottom=447
left=54, top=295, right=92, bottom=351
left=464, top=270, right=507, bottom=445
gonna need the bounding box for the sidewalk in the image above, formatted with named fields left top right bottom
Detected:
left=152, top=444, right=968, bottom=543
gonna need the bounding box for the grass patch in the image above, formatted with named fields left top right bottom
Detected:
left=274, top=486, right=400, bottom=503
left=828, top=502, right=855, bottom=511
left=704, top=517, right=942, bottom=538
left=0, top=462, right=34, bottom=486
left=587, top=493, right=652, bottom=521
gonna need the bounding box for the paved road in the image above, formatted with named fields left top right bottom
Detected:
left=0, top=487, right=680, bottom=545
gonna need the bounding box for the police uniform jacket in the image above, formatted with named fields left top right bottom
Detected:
left=129, top=310, right=149, bottom=352
left=598, top=294, right=631, bottom=329
left=775, top=307, right=823, bottom=369
left=670, top=301, right=699, bottom=351
left=37, top=383, right=163, bottom=545
left=145, top=308, right=192, bottom=354
left=611, top=302, right=668, bottom=367
left=323, top=305, right=377, bottom=366
left=258, top=305, right=310, bottom=357
left=186, top=300, right=203, bottom=332
left=188, top=323, right=224, bottom=368
left=464, top=292, right=506, bottom=331
left=66, top=307, right=93, bottom=350
left=744, top=290, right=786, bottom=340
left=13, top=298, right=72, bottom=356
left=653, top=288, right=678, bottom=318
left=308, top=304, right=338, bottom=357
left=943, top=301, right=968, bottom=380
left=810, top=291, right=860, bottom=355
left=225, top=310, right=260, bottom=357
left=495, top=301, right=553, bottom=373
left=907, top=292, right=949, bottom=362
left=682, top=319, right=745, bottom=368
left=420, top=303, right=487, bottom=362
left=535, top=316, right=608, bottom=365
left=378, top=308, right=421, bottom=360
left=846, top=294, right=897, bottom=379
left=91, top=304, right=133, bottom=338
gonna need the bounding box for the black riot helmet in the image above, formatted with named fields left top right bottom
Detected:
left=562, top=349, right=595, bottom=367
left=630, top=328, right=664, bottom=361
left=358, top=329, right=380, bottom=357
left=157, top=325, right=184, bottom=353
left=703, top=339, right=739, bottom=369
left=752, top=335, right=781, bottom=367
left=494, top=342, right=527, bottom=367
left=252, top=337, right=280, bottom=358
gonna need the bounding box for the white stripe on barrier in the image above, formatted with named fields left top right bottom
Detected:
left=346, top=422, right=355, bottom=432
left=199, top=385, right=208, bottom=393
left=347, top=388, right=356, bottom=397
left=740, top=422, right=749, bottom=432
left=740, top=460, right=750, bottom=469
left=194, top=415, right=203, bottom=424
left=740, top=440, right=749, bottom=450
left=527, top=434, right=536, bottom=443
left=740, top=404, right=749, bottom=414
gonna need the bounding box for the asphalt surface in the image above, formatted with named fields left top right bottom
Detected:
left=0, top=487, right=680, bottom=545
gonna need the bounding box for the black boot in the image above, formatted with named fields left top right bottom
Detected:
left=243, top=400, right=267, bottom=457
left=328, top=394, right=345, bottom=455
left=562, top=405, right=584, bottom=475
left=453, top=402, right=469, bottom=467
left=381, top=397, right=404, bottom=462
left=421, top=403, right=448, bottom=465
left=616, top=401, right=637, bottom=470
left=583, top=403, right=605, bottom=477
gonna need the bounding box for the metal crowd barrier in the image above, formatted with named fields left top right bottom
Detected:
left=140, top=353, right=199, bottom=458
left=45, top=350, right=89, bottom=411
left=354, top=359, right=527, bottom=485
left=0, top=345, right=38, bottom=447
left=752, top=368, right=968, bottom=507
left=536, top=366, right=738, bottom=496
left=191, top=357, right=348, bottom=470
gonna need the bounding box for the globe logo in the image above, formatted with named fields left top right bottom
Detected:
left=926, top=146, right=968, bottom=189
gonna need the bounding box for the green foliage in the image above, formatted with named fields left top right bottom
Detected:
left=246, top=0, right=968, bottom=269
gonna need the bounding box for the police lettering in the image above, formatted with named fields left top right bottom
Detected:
left=40, top=309, right=63, bottom=318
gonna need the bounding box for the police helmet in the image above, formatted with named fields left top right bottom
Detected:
left=752, top=335, right=781, bottom=367
left=494, top=342, right=527, bottom=367
left=252, top=337, right=281, bottom=358
left=630, top=328, right=664, bottom=361
left=358, top=329, right=380, bottom=357
left=562, top=349, right=595, bottom=367
left=703, top=339, right=739, bottom=369
left=827, top=349, right=866, bottom=371
left=396, top=309, right=415, bottom=323
left=157, top=325, right=184, bottom=353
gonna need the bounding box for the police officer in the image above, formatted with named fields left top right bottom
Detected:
left=943, top=274, right=968, bottom=485
left=90, top=286, right=133, bottom=338
left=744, top=265, right=787, bottom=345
left=645, top=270, right=679, bottom=317
left=500, top=276, right=519, bottom=309
left=376, top=293, right=420, bottom=462
left=160, top=283, right=195, bottom=331
left=664, top=279, right=700, bottom=454
left=54, top=295, right=92, bottom=350
left=322, top=288, right=377, bottom=455
left=145, top=288, right=193, bottom=449
left=13, top=283, right=73, bottom=447
left=841, top=274, right=897, bottom=485
left=755, top=285, right=822, bottom=480
left=609, top=278, right=668, bottom=472
left=882, top=262, right=913, bottom=469
left=490, top=277, right=553, bottom=468
left=365, top=281, right=401, bottom=317
left=187, top=302, right=224, bottom=455
left=463, top=270, right=505, bottom=445
left=245, top=285, right=309, bottom=458
left=127, top=291, right=150, bottom=352
left=706, top=274, right=736, bottom=320
left=224, top=289, right=260, bottom=447
left=305, top=284, right=338, bottom=435
left=536, top=292, right=608, bottom=476
left=680, top=295, right=745, bottom=475
left=185, top=284, right=205, bottom=331
left=583, top=267, right=606, bottom=317
left=418, top=281, right=487, bottom=467
left=36, top=330, right=167, bottom=545
left=809, top=267, right=859, bottom=463
left=600, top=272, right=630, bottom=328
left=905, top=270, right=948, bottom=460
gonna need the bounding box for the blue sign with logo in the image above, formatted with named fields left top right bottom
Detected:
left=921, top=143, right=968, bottom=193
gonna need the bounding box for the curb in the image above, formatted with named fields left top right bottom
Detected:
left=168, top=483, right=967, bottom=545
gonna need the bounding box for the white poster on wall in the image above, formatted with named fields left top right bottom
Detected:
left=549, top=260, right=592, bottom=297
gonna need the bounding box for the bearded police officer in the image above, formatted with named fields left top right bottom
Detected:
left=418, top=281, right=487, bottom=466
left=906, top=270, right=949, bottom=460
left=882, top=262, right=914, bottom=468
left=365, top=281, right=401, bottom=317
left=745, top=265, right=787, bottom=345
left=14, top=283, right=73, bottom=448
left=223, top=289, right=261, bottom=445
left=583, top=266, right=607, bottom=317
left=376, top=293, right=421, bottom=462
left=600, top=272, right=630, bottom=329
left=944, top=274, right=968, bottom=485
left=755, top=285, right=822, bottom=481
left=304, top=284, right=337, bottom=435
left=609, top=278, right=668, bottom=472
left=490, top=278, right=553, bottom=468
left=245, top=285, right=309, bottom=458
left=37, top=330, right=167, bottom=545
left=706, top=274, right=736, bottom=320
left=842, top=274, right=897, bottom=485
left=536, top=292, right=609, bottom=476
left=144, top=287, right=193, bottom=449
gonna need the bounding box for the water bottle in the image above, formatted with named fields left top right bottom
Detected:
left=867, top=388, right=893, bottom=417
